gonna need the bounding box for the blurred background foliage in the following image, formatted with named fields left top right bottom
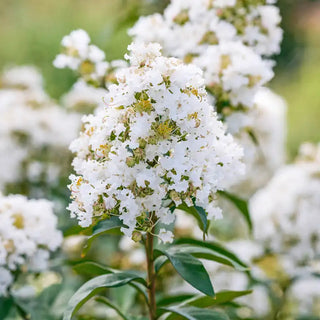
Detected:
left=0, top=0, right=319, bottom=156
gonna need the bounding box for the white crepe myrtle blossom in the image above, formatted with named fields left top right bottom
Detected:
left=0, top=194, right=62, bottom=296
left=68, top=42, right=244, bottom=241
left=250, top=142, right=320, bottom=274
left=130, top=0, right=282, bottom=59
left=194, top=42, right=273, bottom=117
left=54, top=29, right=127, bottom=88
left=0, top=66, right=80, bottom=194
left=130, top=1, right=277, bottom=119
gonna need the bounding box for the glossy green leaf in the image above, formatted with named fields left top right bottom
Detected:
left=174, top=238, right=248, bottom=271
left=156, top=249, right=214, bottom=297
left=157, top=294, right=195, bottom=307
left=218, top=191, right=252, bottom=232
left=82, top=216, right=125, bottom=255
left=154, top=255, right=168, bottom=273
left=63, top=272, right=146, bottom=320
left=163, top=306, right=229, bottom=320
left=186, top=290, right=252, bottom=307
left=177, top=203, right=208, bottom=234
left=73, top=261, right=114, bottom=276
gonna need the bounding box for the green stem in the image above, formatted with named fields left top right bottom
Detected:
left=145, top=231, right=157, bottom=320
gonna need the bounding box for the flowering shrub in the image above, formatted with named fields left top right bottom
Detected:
left=0, top=0, right=318, bottom=319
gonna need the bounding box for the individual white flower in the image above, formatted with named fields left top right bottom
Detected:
left=68, top=42, right=244, bottom=241
left=0, top=194, right=62, bottom=296
left=250, top=143, right=320, bottom=274
left=158, top=229, right=174, bottom=244
left=54, top=29, right=127, bottom=88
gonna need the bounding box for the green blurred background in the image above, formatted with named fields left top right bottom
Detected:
left=0, top=0, right=319, bottom=156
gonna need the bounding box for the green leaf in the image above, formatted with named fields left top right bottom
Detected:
left=163, top=306, right=229, bottom=320
left=156, top=249, right=214, bottom=297
left=82, top=216, right=125, bottom=255
left=0, top=296, right=14, bottom=319
left=177, top=203, right=208, bottom=234
left=218, top=191, right=252, bottom=232
left=157, top=294, right=195, bottom=317
left=73, top=261, right=114, bottom=276
left=157, top=294, right=195, bottom=307
left=73, top=262, right=148, bottom=305
left=95, top=296, right=130, bottom=320
left=63, top=273, right=146, bottom=320
left=155, top=255, right=168, bottom=273
left=174, top=238, right=248, bottom=271
left=186, top=290, right=252, bottom=307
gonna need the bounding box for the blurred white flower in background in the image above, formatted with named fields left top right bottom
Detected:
left=250, top=143, right=320, bottom=275
left=0, top=194, right=62, bottom=296
left=230, top=87, right=287, bottom=197
left=0, top=66, right=80, bottom=196
left=287, top=276, right=320, bottom=317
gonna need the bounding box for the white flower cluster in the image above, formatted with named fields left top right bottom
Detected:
left=0, top=66, right=80, bottom=194
left=68, top=42, right=244, bottom=241
left=54, top=29, right=127, bottom=88
left=130, top=0, right=280, bottom=116
left=0, top=194, right=62, bottom=296
left=250, top=142, right=320, bottom=273
left=130, top=0, right=282, bottom=58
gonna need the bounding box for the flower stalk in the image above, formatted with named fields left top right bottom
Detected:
left=145, top=230, right=157, bottom=320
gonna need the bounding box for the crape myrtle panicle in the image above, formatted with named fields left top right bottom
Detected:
left=130, top=0, right=279, bottom=120
left=67, top=42, right=244, bottom=243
